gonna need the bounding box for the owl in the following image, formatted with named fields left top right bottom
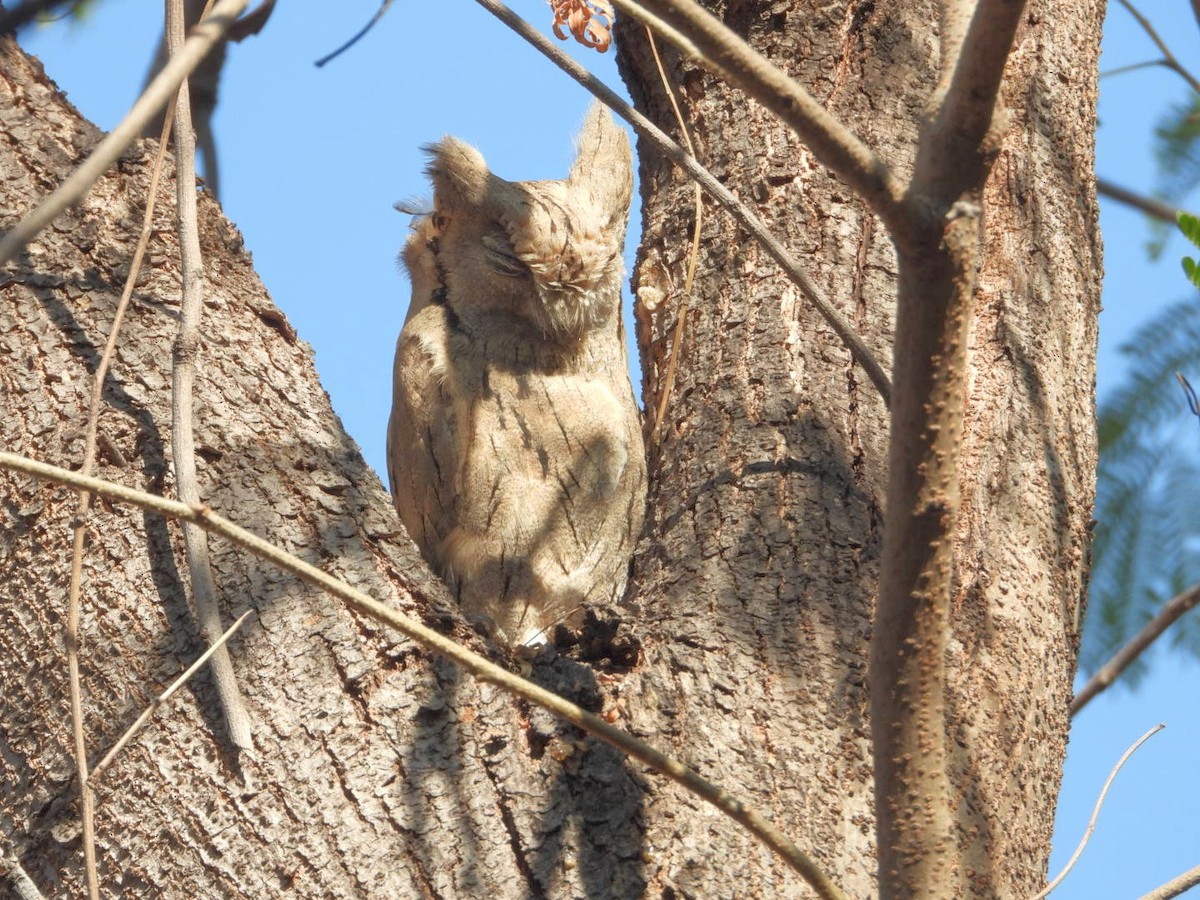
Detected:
left=387, top=103, right=646, bottom=647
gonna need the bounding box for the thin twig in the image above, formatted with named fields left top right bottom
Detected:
left=314, top=0, right=395, bottom=67
left=645, top=25, right=701, bottom=448
left=611, top=0, right=905, bottom=229
left=1139, top=863, right=1200, bottom=900
left=89, top=610, right=254, bottom=783
left=167, top=0, right=252, bottom=753
left=59, top=23, right=193, bottom=899
left=471, top=0, right=891, bottom=405
left=1070, top=583, right=1200, bottom=716
left=1032, top=724, right=1165, bottom=899
left=60, top=90, right=181, bottom=900
left=0, top=0, right=249, bottom=266
left=0, top=449, right=847, bottom=900
left=1115, top=0, right=1200, bottom=95
left=1096, top=178, right=1185, bottom=225
left=1100, top=59, right=1172, bottom=80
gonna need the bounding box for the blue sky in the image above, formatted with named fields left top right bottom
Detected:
left=19, top=2, right=1200, bottom=895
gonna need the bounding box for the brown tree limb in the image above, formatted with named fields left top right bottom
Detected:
left=611, top=0, right=908, bottom=230
left=166, top=0, right=252, bottom=754
left=0, top=0, right=249, bottom=266
left=903, top=0, right=1027, bottom=224
left=1140, top=863, right=1200, bottom=900
left=472, top=0, right=892, bottom=404
left=871, top=1, right=1030, bottom=896
left=1071, top=583, right=1200, bottom=717
left=0, top=449, right=848, bottom=900
left=1096, top=178, right=1184, bottom=225
left=1032, top=724, right=1164, bottom=899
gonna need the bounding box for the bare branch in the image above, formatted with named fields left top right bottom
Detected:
left=167, top=0, right=252, bottom=753
left=873, top=3, right=1030, bottom=894
left=1139, top=863, right=1200, bottom=900
left=0, top=0, right=249, bottom=266
left=0, top=449, right=847, bottom=900
left=1101, top=59, right=1173, bottom=80
left=907, top=0, right=1030, bottom=218
left=645, top=24, right=702, bottom=449
left=60, top=80, right=182, bottom=900
left=1114, top=0, right=1200, bottom=96
left=1071, top=583, right=1200, bottom=717
left=1033, top=724, right=1165, bottom=899
left=610, top=0, right=907, bottom=228
left=90, top=610, right=255, bottom=784
left=471, top=0, right=892, bottom=405
left=1096, top=178, right=1188, bottom=225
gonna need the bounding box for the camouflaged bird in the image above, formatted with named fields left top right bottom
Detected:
left=387, top=103, right=646, bottom=646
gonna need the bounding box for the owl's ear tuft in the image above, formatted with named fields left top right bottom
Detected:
left=568, top=102, right=633, bottom=225
left=424, top=137, right=493, bottom=212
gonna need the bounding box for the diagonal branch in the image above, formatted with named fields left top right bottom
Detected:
left=1071, top=583, right=1200, bottom=717
left=1114, top=0, right=1200, bottom=96
left=0, top=0, right=249, bottom=266
left=0, top=449, right=848, bottom=900
left=89, top=610, right=255, bottom=784
left=472, top=0, right=892, bottom=404
left=1140, top=863, right=1200, bottom=900
left=610, top=0, right=907, bottom=229
left=1097, top=178, right=1186, bottom=225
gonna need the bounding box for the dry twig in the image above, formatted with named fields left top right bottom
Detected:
left=1140, top=863, right=1200, bottom=900
left=646, top=25, right=701, bottom=448
left=1032, top=724, right=1165, bottom=899
left=89, top=610, right=255, bottom=783
left=166, top=0, right=253, bottom=753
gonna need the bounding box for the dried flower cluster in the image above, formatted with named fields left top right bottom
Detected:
left=550, top=0, right=614, bottom=53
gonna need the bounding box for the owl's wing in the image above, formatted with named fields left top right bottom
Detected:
left=386, top=303, right=459, bottom=568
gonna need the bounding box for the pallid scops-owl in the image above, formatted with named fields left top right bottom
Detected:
left=387, top=103, right=646, bottom=646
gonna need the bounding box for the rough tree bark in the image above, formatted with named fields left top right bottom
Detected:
left=0, top=0, right=1101, bottom=896
left=617, top=0, right=1100, bottom=896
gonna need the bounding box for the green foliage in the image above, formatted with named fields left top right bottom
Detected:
left=1084, top=289, right=1200, bottom=683
left=37, top=1, right=97, bottom=26
left=1181, top=211, right=1200, bottom=289
left=1147, top=99, right=1200, bottom=258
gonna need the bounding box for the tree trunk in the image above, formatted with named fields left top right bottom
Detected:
left=0, top=38, right=644, bottom=898
left=0, top=0, right=1102, bottom=894
left=616, top=0, right=1100, bottom=896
